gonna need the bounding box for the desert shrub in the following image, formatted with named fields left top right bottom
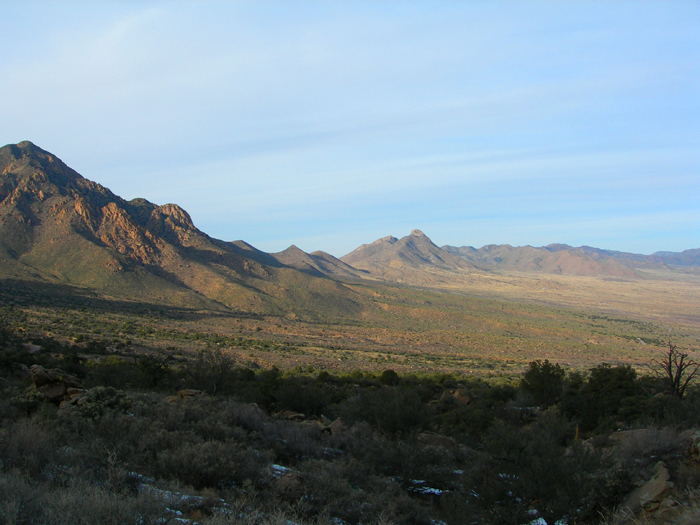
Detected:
left=520, top=359, right=565, bottom=407
left=0, top=469, right=166, bottom=525
left=614, top=427, right=685, bottom=475
left=156, top=439, right=272, bottom=490
left=85, top=357, right=148, bottom=389
left=431, top=381, right=518, bottom=440
left=73, top=386, right=133, bottom=420
left=0, top=419, right=55, bottom=478
left=8, top=385, right=48, bottom=416
left=184, top=348, right=239, bottom=395
left=460, top=410, right=608, bottom=525
left=275, top=376, right=331, bottom=416
left=135, top=353, right=173, bottom=388
left=0, top=391, right=24, bottom=421
left=339, top=386, right=431, bottom=436
left=292, top=458, right=430, bottom=525
left=561, top=364, right=646, bottom=433
left=379, top=369, right=399, bottom=386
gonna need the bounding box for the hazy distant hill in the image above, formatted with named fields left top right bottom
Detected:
left=340, top=228, right=698, bottom=282
left=442, top=243, right=700, bottom=275
left=0, top=141, right=361, bottom=317
left=442, top=243, right=640, bottom=278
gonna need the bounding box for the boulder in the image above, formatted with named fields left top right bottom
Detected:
left=274, top=410, right=306, bottom=422
left=177, top=389, right=205, bottom=399
left=29, top=364, right=82, bottom=403
left=622, top=461, right=675, bottom=514
left=417, top=431, right=457, bottom=450
left=330, top=418, right=345, bottom=436
left=683, top=429, right=700, bottom=462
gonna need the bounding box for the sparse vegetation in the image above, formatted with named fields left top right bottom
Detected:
left=3, top=306, right=700, bottom=524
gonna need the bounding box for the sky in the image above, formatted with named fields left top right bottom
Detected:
left=1, top=1, right=698, bottom=257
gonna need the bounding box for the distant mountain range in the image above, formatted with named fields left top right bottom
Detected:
left=340, top=230, right=700, bottom=281
left=1, top=141, right=697, bottom=312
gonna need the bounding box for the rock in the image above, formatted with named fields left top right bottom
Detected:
left=683, top=429, right=700, bottom=461
left=274, top=410, right=306, bottom=422
left=622, top=461, right=674, bottom=514
left=29, top=364, right=55, bottom=387
left=67, top=387, right=86, bottom=397
left=177, top=389, right=205, bottom=399
left=22, top=343, right=42, bottom=354
left=330, top=418, right=345, bottom=436
left=40, top=382, right=67, bottom=403
left=454, top=387, right=471, bottom=405
left=609, top=428, right=659, bottom=445
left=417, top=431, right=457, bottom=450
left=29, top=364, right=82, bottom=403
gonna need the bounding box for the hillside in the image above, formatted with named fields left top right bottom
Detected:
left=0, top=141, right=361, bottom=318
left=271, top=245, right=366, bottom=280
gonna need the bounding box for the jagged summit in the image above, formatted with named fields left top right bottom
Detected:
left=371, top=235, right=398, bottom=245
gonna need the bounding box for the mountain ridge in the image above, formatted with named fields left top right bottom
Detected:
left=0, top=141, right=363, bottom=318
left=1, top=141, right=698, bottom=310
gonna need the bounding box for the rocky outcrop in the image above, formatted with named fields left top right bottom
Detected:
left=30, top=364, right=84, bottom=403
left=622, top=461, right=675, bottom=515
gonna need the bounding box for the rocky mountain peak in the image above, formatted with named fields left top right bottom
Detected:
left=410, top=229, right=426, bottom=237
left=372, top=235, right=398, bottom=245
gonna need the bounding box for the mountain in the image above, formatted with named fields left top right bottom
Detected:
left=0, top=141, right=361, bottom=317
left=340, top=229, right=482, bottom=283
left=3, top=140, right=696, bottom=314
left=442, top=243, right=640, bottom=278
left=341, top=229, right=476, bottom=271
left=442, top=243, right=700, bottom=276
left=341, top=229, right=698, bottom=283
left=649, top=248, right=700, bottom=267
left=271, top=245, right=367, bottom=280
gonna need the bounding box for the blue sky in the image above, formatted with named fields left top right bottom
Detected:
left=1, top=1, right=698, bottom=257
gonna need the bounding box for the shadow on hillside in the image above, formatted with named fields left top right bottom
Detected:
left=0, top=278, right=261, bottom=321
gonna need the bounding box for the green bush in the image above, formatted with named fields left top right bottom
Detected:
left=339, top=386, right=431, bottom=436
left=73, top=386, right=133, bottom=420
left=520, top=359, right=565, bottom=407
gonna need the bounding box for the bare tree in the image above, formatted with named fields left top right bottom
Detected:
left=654, top=341, right=700, bottom=399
